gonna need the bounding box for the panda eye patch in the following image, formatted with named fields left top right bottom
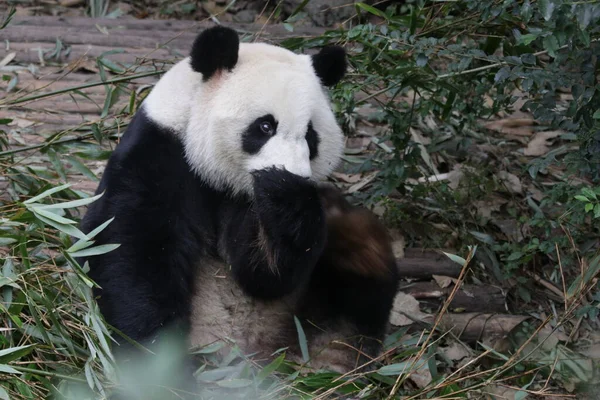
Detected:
left=242, top=114, right=278, bottom=155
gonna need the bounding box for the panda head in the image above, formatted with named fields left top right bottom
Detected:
left=143, top=26, right=347, bottom=197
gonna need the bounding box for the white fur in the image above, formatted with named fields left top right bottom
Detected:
left=143, top=42, right=344, bottom=196
left=189, top=258, right=364, bottom=373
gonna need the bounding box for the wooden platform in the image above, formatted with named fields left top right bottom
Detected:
left=0, top=16, right=326, bottom=133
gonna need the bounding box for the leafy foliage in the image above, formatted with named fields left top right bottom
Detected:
left=1, top=0, right=600, bottom=398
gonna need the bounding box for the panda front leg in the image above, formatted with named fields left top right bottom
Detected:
left=222, top=167, right=327, bottom=299
left=297, top=184, right=400, bottom=373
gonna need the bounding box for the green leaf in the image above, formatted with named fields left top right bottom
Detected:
left=0, top=386, right=10, bottom=400
left=494, top=66, right=510, bottom=83
left=593, top=109, right=600, bottom=120
left=575, top=195, right=589, bottom=202
left=65, top=155, right=99, bottom=181
left=538, top=0, right=555, bottom=20
left=37, top=191, right=103, bottom=210
left=416, top=53, right=428, bottom=67
left=23, top=183, right=72, bottom=204
left=442, top=252, right=467, bottom=266
left=377, top=358, right=429, bottom=376
left=0, top=344, right=34, bottom=364
left=356, top=2, right=386, bottom=18
left=288, top=0, right=309, bottom=18
left=216, top=379, right=253, bottom=389
left=518, top=33, right=538, bottom=45
left=85, top=215, right=114, bottom=239
left=582, top=188, right=597, bottom=200
left=585, top=203, right=594, bottom=213
left=469, top=231, right=496, bottom=244
left=46, top=148, right=67, bottom=182
left=30, top=207, right=77, bottom=225
left=515, top=390, right=528, bottom=400
left=192, top=341, right=225, bottom=355
left=294, top=316, right=309, bottom=363
left=378, top=361, right=410, bottom=376
left=594, top=203, right=600, bottom=219
left=68, top=244, right=121, bottom=258
left=32, top=211, right=88, bottom=240
left=0, top=237, right=17, bottom=246
left=543, top=35, right=559, bottom=58
left=0, top=276, right=21, bottom=290
left=0, top=364, right=20, bottom=374
left=256, top=353, right=285, bottom=382
left=567, top=255, right=600, bottom=297
left=507, top=252, right=523, bottom=261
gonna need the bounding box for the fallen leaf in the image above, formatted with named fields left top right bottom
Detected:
left=497, top=171, right=522, bottom=194
left=484, top=118, right=536, bottom=136
left=535, top=325, right=569, bottom=351
left=473, top=196, right=508, bottom=219
left=418, top=165, right=464, bottom=190
left=9, top=118, right=36, bottom=128
left=388, top=229, right=405, bottom=259
left=523, top=131, right=563, bottom=156
left=345, top=136, right=371, bottom=151
left=441, top=342, right=470, bottom=361
left=527, top=186, right=545, bottom=201
left=346, top=172, right=377, bottom=194
left=407, top=356, right=432, bottom=389
left=432, top=275, right=454, bottom=288
left=65, top=57, right=99, bottom=74
left=371, top=201, right=387, bottom=218
left=331, top=172, right=362, bottom=184
left=389, top=292, right=430, bottom=326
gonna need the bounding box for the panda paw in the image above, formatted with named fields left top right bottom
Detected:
left=251, top=167, right=325, bottom=245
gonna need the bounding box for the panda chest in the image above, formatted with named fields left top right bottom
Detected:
left=188, top=258, right=297, bottom=356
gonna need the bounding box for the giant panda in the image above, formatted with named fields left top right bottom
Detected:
left=78, top=25, right=399, bottom=384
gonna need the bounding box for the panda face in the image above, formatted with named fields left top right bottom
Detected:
left=142, top=28, right=346, bottom=197
left=186, top=45, right=344, bottom=195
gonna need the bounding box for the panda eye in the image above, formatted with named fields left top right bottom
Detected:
left=259, top=121, right=275, bottom=135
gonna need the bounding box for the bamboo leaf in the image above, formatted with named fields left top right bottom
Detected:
left=294, top=316, right=309, bottom=363
left=23, top=183, right=72, bottom=204
left=68, top=244, right=120, bottom=258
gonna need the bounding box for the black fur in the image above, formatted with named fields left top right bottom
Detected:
left=306, top=122, right=319, bottom=160
left=311, top=45, right=347, bottom=87
left=300, top=184, right=400, bottom=368
left=78, top=109, right=222, bottom=349
left=242, top=114, right=278, bottom=155
left=221, top=167, right=327, bottom=299
left=190, top=25, right=239, bottom=80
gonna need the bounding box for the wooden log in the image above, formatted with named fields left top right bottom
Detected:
left=391, top=313, right=529, bottom=344
left=4, top=41, right=179, bottom=65
left=400, top=282, right=506, bottom=313
left=434, top=313, right=529, bottom=343
left=397, top=249, right=462, bottom=279
left=8, top=16, right=326, bottom=37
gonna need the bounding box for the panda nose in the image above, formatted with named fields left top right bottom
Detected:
left=246, top=135, right=312, bottom=178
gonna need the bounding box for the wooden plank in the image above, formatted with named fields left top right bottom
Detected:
left=7, top=16, right=326, bottom=37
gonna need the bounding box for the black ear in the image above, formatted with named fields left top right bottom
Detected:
left=190, top=26, right=239, bottom=80
left=311, top=46, right=347, bottom=87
